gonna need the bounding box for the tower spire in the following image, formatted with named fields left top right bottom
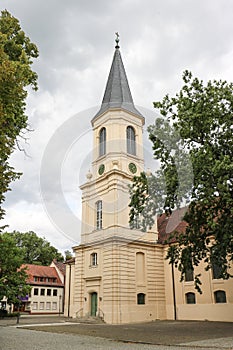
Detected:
left=115, top=32, right=120, bottom=48
left=92, top=35, right=144, bottom=123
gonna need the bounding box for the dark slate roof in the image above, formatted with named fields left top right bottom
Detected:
left=92, top=47, right=144, bottom=123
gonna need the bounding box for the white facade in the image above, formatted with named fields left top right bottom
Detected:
left=29, top=285, right=63, bottom=314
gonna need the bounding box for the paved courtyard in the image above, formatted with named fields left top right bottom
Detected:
left=0, top=315, right=233, bottom=350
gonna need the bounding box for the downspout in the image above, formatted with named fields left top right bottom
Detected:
left=171, top=261, right=177, bottom=320
left=67, top=263, right=71, bottom=317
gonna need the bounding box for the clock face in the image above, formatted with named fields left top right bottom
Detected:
left=128, top=162, right=137, bottom=174
left=98, top=164, right=105, bottom=175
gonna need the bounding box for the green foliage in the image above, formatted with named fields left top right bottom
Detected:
left=64, top=250, right=73, bottom=261
left=0, top=10, right=38, bottom=229
left=8, top=231, right=64, bottom=265
left=129, top=70, right=233, bottom=290
left=0, top=230, right=63, bottom=303
left=129, top=171, right=172, bottom=231
left=0, top=232, right=30, bottom=304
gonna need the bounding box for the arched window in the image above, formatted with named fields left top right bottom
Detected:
left=99, top=127, right=106, bottom=156
left=214, top=290, right=226, bottom=303
left=137, top=293, right=145, bottom=305
left=90, top=253, right=97, bottom=266
left=96, top=200, right=102, bottom=230
left=185, top=292, right=196, bottom=304
left=127, top=126, right=136, bottom=155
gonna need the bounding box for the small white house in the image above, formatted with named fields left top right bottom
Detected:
left=19, top=263, right=65, bottom=314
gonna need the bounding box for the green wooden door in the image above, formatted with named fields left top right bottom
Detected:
left=91, top=292, right=97, bottom=316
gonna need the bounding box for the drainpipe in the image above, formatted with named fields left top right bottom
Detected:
left=67, top=263, right=71, bottom=317
left=171, top=261, right=177, bottom=320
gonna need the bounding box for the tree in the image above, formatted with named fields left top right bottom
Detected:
left=64, top=250, right=73, bottom=261
left=129, top=71, right=233, bottom=291
left=0, top=232, right=30, bottom=305
left=8, top=231, right=64, bottom=265
left=0, top=10, right=38, bottom=230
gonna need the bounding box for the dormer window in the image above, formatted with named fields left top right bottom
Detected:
left=99, top=127, right=106, bottom=156
left=127, top=126, right=136, bottom=155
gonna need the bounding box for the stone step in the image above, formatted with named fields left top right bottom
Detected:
left=77, top=316, right=105, bottom=324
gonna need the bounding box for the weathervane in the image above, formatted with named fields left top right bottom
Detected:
left=115, top=32, right=120, bottom=48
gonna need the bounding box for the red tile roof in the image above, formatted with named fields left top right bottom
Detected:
left=157, top=207, right=188, bottom=244
left=52, top=259, right=66, bottom=276
left=21, top=264, right=63, bottom=287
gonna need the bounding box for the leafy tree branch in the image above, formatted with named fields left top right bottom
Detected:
left=129, top=70, right=233, bottom=290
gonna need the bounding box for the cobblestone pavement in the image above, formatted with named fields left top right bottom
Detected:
left=0, top=315, right=233, bottom=350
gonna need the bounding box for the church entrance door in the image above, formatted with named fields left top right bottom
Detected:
left=90, top=292, right=97, bottom=316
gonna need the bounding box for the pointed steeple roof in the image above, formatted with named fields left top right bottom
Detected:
left=92, top=36, right=144, bottom=123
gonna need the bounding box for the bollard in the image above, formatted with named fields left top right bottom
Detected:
left=16, top=313, right=20, bottom=324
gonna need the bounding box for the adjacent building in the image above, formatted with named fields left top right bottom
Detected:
left=20, top=263, right=65, bottom=314
left=158, top=211, right=233, bottom=322
left=64, top=38, right=233, bottom=323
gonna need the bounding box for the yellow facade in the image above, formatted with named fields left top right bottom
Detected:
left=64, top=42, right=233, bottom=324
left=164, top=247, right=233, bottom=322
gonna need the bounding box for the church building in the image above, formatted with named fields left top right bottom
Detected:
left=64, top=37, right=233, bottom=324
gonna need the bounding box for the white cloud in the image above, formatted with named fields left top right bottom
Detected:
left=1, top=0, right=233, bottom=253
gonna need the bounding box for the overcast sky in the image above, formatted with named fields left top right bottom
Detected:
left=1, top=0, right=233, bottom=254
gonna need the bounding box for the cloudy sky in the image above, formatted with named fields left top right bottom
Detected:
left=1, top=0, right=233, bottom=254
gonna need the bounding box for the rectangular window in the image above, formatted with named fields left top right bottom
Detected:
left=185, top=269, right=194, bottom=282
left=53, top=289, right=57, bottom=296
left=96, top=200, right=102, bottom=230
left=47, top=289, right=51, bottom=296
left=52, top=302, right=57, bottom=310
left=40, top=277, right=44, bottom=282
left=91, top=253, right=98, bottom=266
left=34, top=288, right=39, bottom=296
left=211, top=249, right=222, bottom=279
left=34, top=276, right=38, bottom=282
left=40, top=288, right=45, bottom=296
left=32, top=302, right=38, bottom=310
left=39, top=302, right=44, bottom=310
left=212, top=263, right=222, bottom=279
left=46, top=302, right=51, bottom=310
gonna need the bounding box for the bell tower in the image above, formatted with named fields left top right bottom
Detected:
left=80, top=35, right=146, bottom=244
left=70, top=36, right=165, bottom=324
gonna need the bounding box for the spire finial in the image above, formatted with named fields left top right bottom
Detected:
left=115, top=32, right=120, bottom=49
